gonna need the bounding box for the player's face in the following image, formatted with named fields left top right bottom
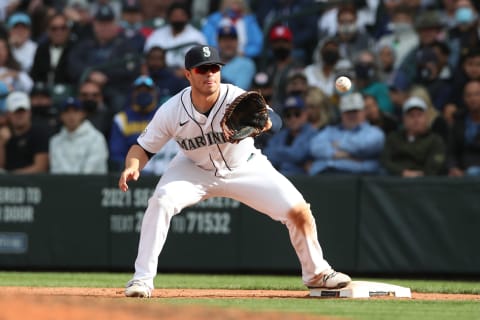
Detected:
left=185, top=64, right=221, bottom=96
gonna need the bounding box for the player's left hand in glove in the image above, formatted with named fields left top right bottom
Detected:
left=221, top=91, right=269, bottom=143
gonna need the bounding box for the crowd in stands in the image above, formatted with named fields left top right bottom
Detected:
left=0, top=0, right=480, bottom=178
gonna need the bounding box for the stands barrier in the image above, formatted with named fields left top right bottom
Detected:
left=0, top=174, right=479, bottom=275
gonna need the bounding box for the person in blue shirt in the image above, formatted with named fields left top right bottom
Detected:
left=217, top=24, right=256, bottom=90
left=263, top=95, right=317, bottom=175
left=309, top=92, right=385, bottom=175
left=109, top=75, right=158, bottom=171
left=201, top=0, right=263, bottom=58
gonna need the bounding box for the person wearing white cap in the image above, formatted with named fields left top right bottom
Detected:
left=309, top=92, right=385, bottom=175
left=380, top=96, right=446, bottom=177
left=0, top=91, right=49, bottom=173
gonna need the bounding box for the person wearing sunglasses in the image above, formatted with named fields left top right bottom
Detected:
left=31, top=13, right=76, bottom=87
left=118, top=45, right=351, bottom=298
left=263, top=95, right=317, bottom=175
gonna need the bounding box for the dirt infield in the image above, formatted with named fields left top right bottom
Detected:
left=2, top=287, right=479, bottom=320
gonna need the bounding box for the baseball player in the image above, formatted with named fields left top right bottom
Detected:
left=119, top=45, right=351, bottom=298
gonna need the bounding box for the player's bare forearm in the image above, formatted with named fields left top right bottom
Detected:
left=118, top=144, right=150, bottom=192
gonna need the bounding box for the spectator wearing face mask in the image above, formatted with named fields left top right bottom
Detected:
left=331, top=4, right=374, bottom=62
left=304, top=37, right=340, bottom=97
left=201, top=0, right=263, bottom=59
left=264, top=25, right=303, bottom=109
left=143, top=46, right=188, bottom=104
left=414, top=47, right=452, bottom=111
left=448, top=0, right=479, bottom=68
left=354, top=50, right=393, bottom=114
left=376, top=5, right=418, bottom=69
left=108, top=75, right=159, bottom=171
left=144, top=2, right=207, bottom=71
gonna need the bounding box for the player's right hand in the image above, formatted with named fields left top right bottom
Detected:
left=118, top=168, right=140, bottom=192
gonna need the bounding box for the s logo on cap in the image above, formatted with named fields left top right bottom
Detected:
left=203, top=46, right=211, bottom=57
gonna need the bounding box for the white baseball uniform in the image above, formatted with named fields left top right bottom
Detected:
left=131, top=83, right=331, bottom=289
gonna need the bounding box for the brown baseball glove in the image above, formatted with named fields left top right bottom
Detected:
left=221, top=91, right=269, bottom=142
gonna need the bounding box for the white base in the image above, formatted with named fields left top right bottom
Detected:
left=309, top=281, right=411, bottom=298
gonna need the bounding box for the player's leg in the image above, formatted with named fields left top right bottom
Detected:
left=126, top=156, right=213, bottom=297
left=216, top=153, right=350, bottom=288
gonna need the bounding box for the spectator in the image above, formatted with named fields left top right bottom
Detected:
left=376, top=41, right=397, bottom=82
left=217, top=25, right=255, bottom=90
left=144, top=2, right=207, bottom=70
left=109, top=76, right=159, bottom=171
left=118, top=0, right=147, bottom=53
left=78, top=80, right=113, bottom=139
left=381, top=96, right=446, bottom=177
left=0, top=37, right=33, bottom=93
left=448, top=0, right=479, bottom=69
left=318, top=1, right=381, bottom=40
left=0, top=82, right=10, bottom=166
left=202, top=0, right=263, bottom=58
left=0, top=91, right=49, bottom=173
left=63, top=0, right=94, bottom=42
left=354, top=50, right=393, bottom=114
left=49, top=96, right=108, bottom=174
left=409, top=85, right=449, bottom=142
left=250, top=72, right=273, bottom=105
left=67, top=4, right=141, bottom=112
left=364, top=94, right=398, bottom=135
left=304, top=37, right=340, bottom=97
left=413, top=46, right=452, bottom=111
left=376, top=5, right=419, bottom=69
left=29, top=82, right=59, bottom=138
left=284, top=68, right=309, bottom=98
left=263, top=95, right=317, bottom=175
left=332, top=4, right=375, bottom=62
left=388, top=70, right=411, bottom=119
left=143, top=46, right=188, bottom=104
left=261, top=0, right=319, bottom=63
left=304, top=86, right=338, bottom=130
left=449, top=47, right=480, bottom=114
left=309, top=92, right=385, bottom=175
left=264, top=25, right=303, bottom=109
left=30, top=13, right=76, bottom=87
left=7, top=12, right=37, bottom=72
left=399, top=10, right=446, bottom=83
left=448, top=80, right=480, bottom=177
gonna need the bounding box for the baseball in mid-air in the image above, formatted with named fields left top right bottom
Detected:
left=335, top=76, right=352, bottom=93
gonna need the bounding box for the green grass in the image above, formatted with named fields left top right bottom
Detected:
left=0, top=272, right=479, bottom=320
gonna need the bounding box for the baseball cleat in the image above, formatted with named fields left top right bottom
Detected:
left=125, top=279, right=152, bottom=298
left=306, top=269, right=352, bottom=289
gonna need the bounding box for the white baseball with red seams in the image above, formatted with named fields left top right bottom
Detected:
left=335, top=76, right=352, bottom=93
left=130, top=83, right=336, bottom=292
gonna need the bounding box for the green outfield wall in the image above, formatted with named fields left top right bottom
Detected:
left=0, top=174, right=479, bottom=275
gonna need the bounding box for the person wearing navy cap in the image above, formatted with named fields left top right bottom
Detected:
left=49, top=96, right=108, bottom=174
left=67, top=3, right=141, bottom=113
left=263, top=95, right=317, bottom=175
left=217, top=24, right=256, bottom=90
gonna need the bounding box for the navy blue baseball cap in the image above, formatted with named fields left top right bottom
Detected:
left=218, top=25, right=238, bottom=38
left=283, top=95, right=305, bottom=110
left=185, top=45, right=225, bottom=69
left=95, top=4, right=115, bottom=21
left=61, top=96, right=83, bottom=111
